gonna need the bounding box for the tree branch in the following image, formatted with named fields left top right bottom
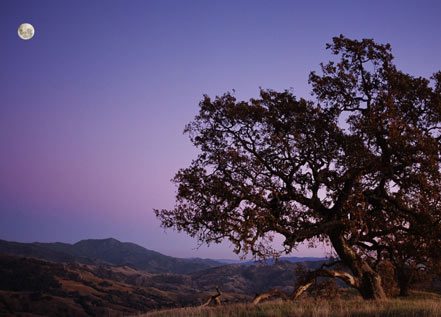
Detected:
left=291, top=269, right=359, bottom=300
left=252, top=288, right=289, bottom=305
left=200, top=287, right=222, bottom=307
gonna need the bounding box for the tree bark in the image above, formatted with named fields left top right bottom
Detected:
left=200, top=287, right=222, bottom=307
left=328, top=231, right=386, bottom=300
left=357, top=270, right=386, bottom=300
left=396, top=266, right=412, bottom=297
left=252, top=289, right=288, bottom=304
left=291, top=268, right=358, bottom=300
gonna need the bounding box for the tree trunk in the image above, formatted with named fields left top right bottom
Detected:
left=328, top=231, right=386, bottom=300
left=290, top=231, right=386, bottom=301
left=396, top=266, right=412, bottom=297
left=358, top=270, right=386, bottom=300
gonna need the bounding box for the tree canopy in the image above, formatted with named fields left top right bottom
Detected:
left=155, top=35, right=441, bottom=300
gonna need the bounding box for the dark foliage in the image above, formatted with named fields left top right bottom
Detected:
left=156, top=35, right=441, bottom=300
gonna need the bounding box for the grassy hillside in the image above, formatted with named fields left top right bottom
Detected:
left=189, top=261, right=322, bottom=295
left=1, top=254, right=440, bottom=316
left=142, top=295, right=441, bottom=317
left=0, top=254, right=319, bottom=316
left=0, top=254, right=181, bottom=316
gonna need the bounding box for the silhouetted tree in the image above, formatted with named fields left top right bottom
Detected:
left=155, top=35, right=441, bottom=300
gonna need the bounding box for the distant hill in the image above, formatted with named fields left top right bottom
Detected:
left=0, top=254, right=186, bottom=316
left=0, top=238, right=326, bottom=274
left=0, top=238, right=221, bottom=274
left=190, top=260, right=324, bottom=295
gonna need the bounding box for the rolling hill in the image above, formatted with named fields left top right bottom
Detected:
left=0, top=238, right=221, bottom=274
left=0, top=253, right=323, bottom=316
left=0, top=238, right=328, bottom=315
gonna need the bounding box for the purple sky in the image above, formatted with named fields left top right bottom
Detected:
left=1, top=0, right=441, bottom=259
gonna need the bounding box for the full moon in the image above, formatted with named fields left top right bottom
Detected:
left=18, top=23, right=35, bottom=40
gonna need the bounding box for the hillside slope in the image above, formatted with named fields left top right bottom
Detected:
left=0, top=238, right=221, bottom=274
left=0, top=254, right=323, bottom=316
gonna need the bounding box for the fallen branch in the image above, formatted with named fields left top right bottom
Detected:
left=252, top=288, right=288, bottom=305
left=200, top=287, right=222, bottom=307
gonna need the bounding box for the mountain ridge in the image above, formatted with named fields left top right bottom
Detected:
left=0, top=238, right=222, bottom=274
left=0, top=237, right=325, bottom=274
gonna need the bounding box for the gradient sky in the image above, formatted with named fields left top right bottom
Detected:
left=1, top=0, right=441, bottom=259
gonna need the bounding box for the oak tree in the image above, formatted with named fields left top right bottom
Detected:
left=155, top=35, right=441, bottom=300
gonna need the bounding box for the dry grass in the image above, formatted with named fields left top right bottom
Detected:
left=58, top=278, right=104, bottom=296
left=139, top=294, right=441, bottom=317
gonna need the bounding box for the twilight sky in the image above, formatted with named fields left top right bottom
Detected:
left=1, top=0, right=440, bottom=259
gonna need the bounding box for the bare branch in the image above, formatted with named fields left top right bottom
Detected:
left=291, top=269, right=359, bottom=300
